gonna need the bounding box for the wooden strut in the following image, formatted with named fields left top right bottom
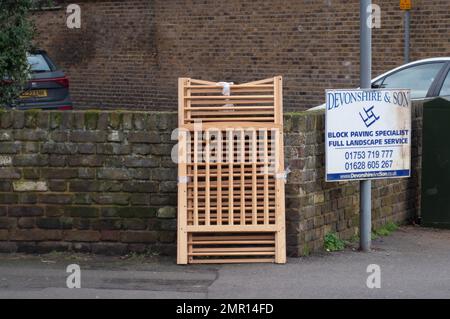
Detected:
left=177, top=76, right=286, bottom=264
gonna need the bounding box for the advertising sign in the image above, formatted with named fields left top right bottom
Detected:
left=325, top=89, right=411, bottom=182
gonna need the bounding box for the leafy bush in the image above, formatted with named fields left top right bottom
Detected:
left=0, top=0, right=35, bottom=107
left=324, top=232, right=345, bottom=252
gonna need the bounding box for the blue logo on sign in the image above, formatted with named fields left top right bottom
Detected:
left=359, top=106, right=380, bottom=128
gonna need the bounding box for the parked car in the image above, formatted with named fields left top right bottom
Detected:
left=11, top=50, right=73, bottom=110
left=308, top=57, right=450, bottom=110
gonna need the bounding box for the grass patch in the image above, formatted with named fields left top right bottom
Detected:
left=348, top=222, right=399, bottom=242
left=372, top=222, right=398, bottom=238
left=324, top=232, right=345, bottom=252
left=123, top=248, right=160, bottom=261
left=41, top=251, right=91, bottom=262
left=349, top=234, right=360, bottom=243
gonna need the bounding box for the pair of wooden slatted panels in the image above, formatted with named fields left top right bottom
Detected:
left=177, top=76, right=286, bottom=264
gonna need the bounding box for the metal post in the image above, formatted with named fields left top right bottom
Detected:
left=404, top=10, right=410, bottom=63
left=360, top=0, right=372, bottom=252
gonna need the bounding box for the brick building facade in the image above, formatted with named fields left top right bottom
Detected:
left=31, top=0, right=450, bottom=111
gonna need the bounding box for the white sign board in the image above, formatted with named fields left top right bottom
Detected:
left=325, top=89, right=411, bottom=182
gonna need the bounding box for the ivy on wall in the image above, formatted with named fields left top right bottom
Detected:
left=0, top=0, right=35, bottom=108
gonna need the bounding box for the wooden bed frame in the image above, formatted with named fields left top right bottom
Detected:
left=177, top=76, right=286, bottom=264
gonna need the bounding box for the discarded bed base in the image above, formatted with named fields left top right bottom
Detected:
left=177, top=76, right=286, bottom=264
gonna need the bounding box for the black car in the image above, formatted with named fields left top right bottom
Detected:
left=13, top=50, right=73, bottom=110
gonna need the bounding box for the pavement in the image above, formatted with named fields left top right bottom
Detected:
left=0, top=226, right=449, bottom=299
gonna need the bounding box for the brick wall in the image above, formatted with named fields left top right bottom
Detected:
left=0, top=105, right=422, bottom=255
left=31, top=0, right=450, bottom=111
left=0, top=110, right=178, bottom=255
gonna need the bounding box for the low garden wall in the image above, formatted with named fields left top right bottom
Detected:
left=0, top=104, right=422, bottom=256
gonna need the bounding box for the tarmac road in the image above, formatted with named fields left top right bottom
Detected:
left=0, top=226, right=449, bottom=299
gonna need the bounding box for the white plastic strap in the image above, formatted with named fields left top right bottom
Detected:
left=217, top=81, right=234, bottom=96
left=275, top=167, right=291, bottom=183
left=217, top=82, right=234, bottom=108
left=178, top=176, right=191, bottom=184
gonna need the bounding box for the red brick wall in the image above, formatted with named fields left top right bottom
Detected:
left=31, top=0, right=450, bottom=111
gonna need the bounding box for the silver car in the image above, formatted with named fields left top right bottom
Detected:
left=309, top=57, right=450, bottom=110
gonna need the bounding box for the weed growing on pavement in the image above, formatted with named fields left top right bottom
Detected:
left=123, top=248, right=161, bottom=261
left=302, top=244, right=310, bottom=256
left=372, top=222, right=398, bottom=238
left=324, top=232, right=345, bottom=252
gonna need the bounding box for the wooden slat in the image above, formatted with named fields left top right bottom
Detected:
left=274, top=76, right=286, bottom=264
left=187, top=206, right=276, bottom=211
left=187, top=180, right=275, bottom=188
left=185, top=95, right=274, bottom=100
left=186, top=225, right=278, bottom=232
left=188, top=219, right=276, bottom=225
left=217, top=130, right=222, bottom=226
left=184, top=78, right=192, bottom=124
left=186, top=171, right=275, bottom=177
left=188, top=194, right=276, bottom=199
left=188, top=217, right=277, bottom=223
left=186, top=117, right=275, bottom=122
left=192, top=235, right=274, bottom=241
left=189, top=258, right=274, bottom=264
left=189, top=89, right=273, bottom=94
left=240, top=129, right=245, bottom=225
left=189, top=240, right=275, bottom=245
left=189, top=78, right=218, bottom=85
left=189, top=218, right=275, bottom=224
left=252, top=129, right=258, bottom=225
left=186, top=84, right=274, bottom=89
left=193, top=130, right=199, bottom=226
left=186, top=106, right=274, bottom=111
left=188, top=212, right=276, bottom=217
left=187, top=202, right=276, bottom=209
left=184, top=122, right=282, bottom=130
left=186, top=162, right=271, bottom=168
left=189, top=99, right=273, bottom=105
left=263, top=130, right=269, bottom=225
left=190, top=110, right=274, bottom=116
left=177, top=78, right=188, bottom=264
left=189, top=251, right=275, bottom=256
left=205, top=130, right=210, bottom=226
left=185, top=165, right=273, bottom=173
left=188, top=233, right=193, bottom=263
left=228, top=129, right=234, bottom=226
left=192, top=247, right=275, bottom=253
left=244, top=77, right=276, bottom=85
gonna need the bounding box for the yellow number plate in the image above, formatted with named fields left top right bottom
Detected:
left=20, top=90, right=48, bottom=98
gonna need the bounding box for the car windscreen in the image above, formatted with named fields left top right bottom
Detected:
left=27, top=54, right=52, bottom=73
left=380, top=62, right=445, bottom=99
